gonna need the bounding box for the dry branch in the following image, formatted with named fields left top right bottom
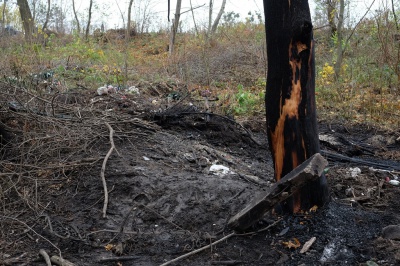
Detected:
left=160, top=232, right=235, bottom=266
left=101, top=122, right=115, bottom=218
left=1, top=253, right=28, bottom=265
left=98, top=255, right=142, bottom=263
left=39, top=249, right=52, bottom=266
left=50, top=255, right=76, bottom=266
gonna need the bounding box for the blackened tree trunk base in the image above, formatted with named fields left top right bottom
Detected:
left=264, top=0, right=329, bottom=213
left=228, top=153, right=328, bottom=231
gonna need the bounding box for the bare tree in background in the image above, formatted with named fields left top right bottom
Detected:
left=72, top=0, right=80, bottom=34
left=207, top=0, right=227, bottom=37
left=391, top=0, right=400, bottom=83
left=114, top=0, right=126, bottom=27
left=333, top=0, right=345, bottom=79
left=169, top=0, right=182, bottom=55
left=211, top=0, right=226, bottom=35
left=314, top=0, right=339, bottom=39
left=42, top=0, right=51, bottom=31
left=333, top=0, right=375, bottom=79
left=315, top=0, right=375, bottom=80
left=189, top=0, right=199, bottom=36
left=17, top=0, right=35, bottom=42
left=326, top=0, right=338, bottom=38
left=134, top=0, right=156, bottom=34
left=208, top=0, right=212, bottom=37
left=127, top=0, right=134, bottom=41
left=124, top=0, right=134, bottom=84
left=2, top=0, right=7, bottom=33
left=85, top=0, right=93, bottom=39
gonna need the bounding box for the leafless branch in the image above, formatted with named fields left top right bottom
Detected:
left=101, top=122, right=116, bottom=218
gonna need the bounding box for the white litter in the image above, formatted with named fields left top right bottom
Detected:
left=127, top=86, right=140, bottom=94
left=348, top=167, right=361, bottom=178
left=209, top=164, right=234, bottom=176
left=97, top=85, right=108, bottom=95
left=97, top=85, right=116, bottom=95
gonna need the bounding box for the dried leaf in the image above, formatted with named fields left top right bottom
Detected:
left=282, top=238, right=301, bottom=249
left=104, top=243, right=114, bottom=251
left=309, top=205, right=318, bottom=212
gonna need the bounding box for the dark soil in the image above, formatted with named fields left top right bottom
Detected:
left=1, top=85, right=400, bottom=266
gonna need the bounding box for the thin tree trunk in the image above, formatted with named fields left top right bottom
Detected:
left=211, top=0, right=226, bottom=35
left=72, top=0, right=80, bottom=34
left=85, top=0, right=93, bottom=40
left=264, top=0, right=329, bottom=213
left=17, top=0, right=34, bottom=42
left=189, top=0, right=199, bottom=36
left=169, top=0, right=182, bottom=55
left=114, top=0, right=125, bottom=28
left=392, top=0, right=399, bottom=31
left=391, top=0, right=400, bottom=82
left=43, top=0, right=51, bottom=30
left=124, top=0, right=134, bottom=85
left=326, top=0, right=337, bottom=38
left=207, top=0, right=213, bottom=37
left=2, top=0, right=6, bottom=34
left=127, top=0, right=134, bottom=42
left=333, top=0, right=344, bottom=79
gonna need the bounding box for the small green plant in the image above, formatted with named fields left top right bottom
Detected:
left=254, top=77, right=266, bottom=88
left=233, top=84, right=264, bottom=115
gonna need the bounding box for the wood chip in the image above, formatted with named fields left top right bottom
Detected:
left=300, top=237, right=316, bottom=254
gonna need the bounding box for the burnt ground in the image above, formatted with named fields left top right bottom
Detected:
left=0, top=83, right=400, bottom=266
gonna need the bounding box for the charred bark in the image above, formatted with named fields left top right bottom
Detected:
left=264, top=0, right=329, bottom=213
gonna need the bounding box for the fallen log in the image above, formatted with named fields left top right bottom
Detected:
left=321, top=150, right=400, bottom=171
left=228, top=153, right=328, bottom=231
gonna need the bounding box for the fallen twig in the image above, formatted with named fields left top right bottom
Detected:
left=159, top=219, right=282, bottom=266
left=1, top=253, right=27, bottom=265
left=210, top=261, right=243, bottom=265
left=101, top=122, right=116, bottom=218
left=98, top=255, right=142, bottom=262
left=39, top=249, right=52, bottom=266
left=160, top=232, right=235, bottom=266
left=237, top=173, right=268, bottom=186
left=50, top=255, right=76, bottom=266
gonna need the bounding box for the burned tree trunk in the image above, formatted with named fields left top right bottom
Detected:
left=264, top=0, right=329, bottom=213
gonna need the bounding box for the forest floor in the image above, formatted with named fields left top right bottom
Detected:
left=0, top=81, right=400, bottom=266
